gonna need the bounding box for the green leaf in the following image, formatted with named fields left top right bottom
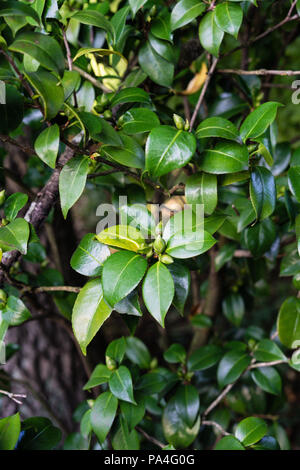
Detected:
left=111, top=88, right=151, bottom=107
left=235, top=417, right=267, bottom=447
left=10, top=32, right=65, bottom=76
left=4, top=192, right=28, bottom=222
left=215, top=243, right=236, bottom=271
left=240, top=102, right=282, bottom=142
left=253, top=339, right=287, bottom=363
left=25, top=71, right=64, bottom=120
left=222, top=293, right=245, bottom=327
left=125, top=337, right=151, bottom=369
left=90, top=392, right=118, bottom=444
left=96, top=225, right=146, bottom=252
left=61, top=70, right=81, bottom=101
left=119, top=204, right=156, bottom=238
left=120, top=108, right=160, bottom=135
left=0, top=218, right=29, bottom=254
left=187, top=344, right=223, bottom=371
left=215, top=2, right=243, bottom=38
left=138, top=41, right=174, bottom=88
left=120, top=400, right=145, bottom=431
left=136, top=368, right=178, bottom=395
left=217, top=349, right=251, bottom=388
left=2, top=296, right=31, bottom=325
left=244, top=218, right=276, bottom=258
left=59, top=155, right=89, bottom=219
left=128, top=0, right=147, bottom=16
left=196, top=117, right=239, bottom=141
left=186, top=172, right=217, bottom=215
left=199, top=11, right=224, bottom=57
left=106, top=337, right=127, bottom=365
left=166, top=229, right=216, bottom=259
left=251, top=367, right=282, bottom=395
left=200, top=141, right=249, bottom=174
left=145, top=126, right=196, bottom=178
left=112, top=417, right=140, bottom=450
left=109, top=366, right=136, bottom=404
left=72, top=9, right=115, bottom=43
left=277, top=297, right=300, bottom=349
left=71, top=233, right=110, bottom=277
left=114, top=290, right=142, bottom=317
left=162, top=386, right=200, bottom=448
left=72, top=279, right=112, bottom=355
left=190, top=314, right=212, bottom=328
left=0, top=1, right=40, bottom=25
left=0, top=413, right=21, bottom=450
left=250, top=166, right=276, bottom=221
left=83, top=364, right=112, bottom=390
left=102, top=251, right=147, bottom=307
left=163, top=344, right=186, bottom=364
left=0, top=85, right=23, bottom=134
left=167, top=262, right=190, bottom=315
left=17, top=417, right=61, bottom=450
left=215, top=436, right=245, bottom=450
left=142, top=261, right=174, bottom=327
left=170, top=0, right=206, bottom=31
left=34, top=124, right=60, bottom=169
left=102, top=133, right=145, bottom=169
left=288, top=167, right=300, bottom=203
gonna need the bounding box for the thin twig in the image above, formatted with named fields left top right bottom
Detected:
left=203, top=383, right=234, bottom=417
left=72, top=64, right=111, bottom=93
left=218, top=68, right=300, bottom=76
left=189, top=57, right=219, bottom=131
left=202, top=420, right=230, bottom=436
left=248, top=359, right=287, bottom=369
left=0, top=388, right=26, bottom=405
left=62, top=27, right=78, bottom=107
left=136, top=426, right=166, bottom=449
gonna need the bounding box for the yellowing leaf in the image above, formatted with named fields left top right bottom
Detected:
left=181, top=62, right=208, bottom=95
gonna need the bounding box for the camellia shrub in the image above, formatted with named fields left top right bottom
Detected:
left=0, top=0, right=300, bottom=451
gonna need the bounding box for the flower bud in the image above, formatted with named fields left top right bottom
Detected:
left=154, top=235, right=166, bottom=254
left=0, top=190, right=5, bottom=205
left=184, top=119, right=190, bottom=131
left=103, top=110, right=112, bottom=119
left=160, top=254, right=174, bottom=264
left=106, top=356, right=117, bottom=371
left=173, top=113, right=185, bottom=130
left=150, top=358, right=158, bottom=369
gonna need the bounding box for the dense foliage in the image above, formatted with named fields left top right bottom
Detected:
left=0, top=0, right=300, bottom=451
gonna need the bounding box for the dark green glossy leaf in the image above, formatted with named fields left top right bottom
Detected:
left=91, top=392, right=118, bottom=444
left=200, top=141, right=248, bottom=174
left=199, top=11, right=224, bottom=57
left=188, top=344, right=223, bottom=371
left=215, top=436, right=245, bottom=450
left=251, top=367, right=282, bottom=395
left=138, top=41, right=174, bottom=88
left=240, top=102, right=281, bottom=142
left=215, top=2, right=243, bottom=38
left=250, top=167, right=276, bottom=221
left=125, top=337, right=151, bottom=369
left=164, top=344, right=186, bottom=364
left=2, top=295, right=31, bottom=325
left=120, top=108, right=160, bottom=134
left=0, top=218, right=29, bottom=254
left=109, top=365, right=136, bottom=404
left=217, top=349, right=251, bottom=387
left=26, top=71, right=64, bottom=120
left=142, top=261, right=174, bottom=327
left=186, top=172, right=217, bottom=215
left=167, top=262, right=190, bottom=315
left=59, top=155, right=89, bottom=219
left=222, top=293, right=245, bottom=327
left=71, top=233, right=110, bottom=277
left=34, top=124, right=59, bottom=169
left=235, top=417, right=267, bottom=447
left=253, top=339, right=287, bottom=363
left=170, top=0, right=206, bottom=31
left=196, top=117, right=239, bottom=141
left=4, top=192, right=28, bottom=222
left=277, top=297, right=300, bottom=349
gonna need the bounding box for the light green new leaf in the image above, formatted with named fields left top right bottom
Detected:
left=250, top=166, right=276, bottom=221
left=10, top=32, right=65, bottom=76
left=142, top=262, right=174, bottom=327
left=235, top=417, right=267, bottom=447
left=199, top=11, right=224, bottom=57
left=170, top=0, right=206, bottom=31
left=34, top=124, right=60, bottom=169
left=91, top=392, right=118, bottom=444
left=72, top=279, right=112, bottom=355
left=0, top=218, right=29, bottom=254
left=215, top=2, right=243, bottom=38
left=186, top=172, right=217, bottom=215
left=96, top=225, right=146, bottom=252
left=240, top=102, right=282, bottom=142
left=196, top=117, right=239, bottom=141
left=4, top=192, right=28, bottom=222
left=0, top=413, right=21, bottom=450
left=102, top=251, right=147, bottom=306
left=71, top=233, right=110, bottom=277
left=109, top=366, right=136, bottom=404
left=277, top=297, right=300, bottom=349
left=59, top=156, right=89, bottom=219
left=2, top=296, right=31, bottom=326
left=145, top=125, right=196, bottom=178
left=166, top=229, right=216, bottom=259
left=200, top=141, right=249, bottom=174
